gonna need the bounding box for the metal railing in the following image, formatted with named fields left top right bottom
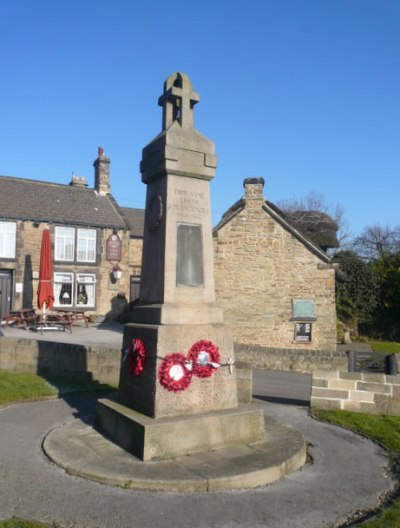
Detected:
left=347, top=350, right=398, bottom=375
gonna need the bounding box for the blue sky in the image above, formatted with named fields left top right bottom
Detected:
left=1, top=0, right=399, bottom=237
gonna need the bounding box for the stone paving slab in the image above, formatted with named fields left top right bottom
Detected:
left=43, top=414, right=306, bottom=492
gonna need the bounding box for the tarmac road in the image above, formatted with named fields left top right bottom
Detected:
left=0, top=371, right=396, bottom=528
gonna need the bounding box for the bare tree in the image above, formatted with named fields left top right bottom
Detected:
left=352, top=224, right=400, bottom=259
left=277, top=191, right=352, bottom=251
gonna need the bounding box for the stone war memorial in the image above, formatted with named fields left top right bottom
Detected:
left=44, top=73, right=306, bottom=491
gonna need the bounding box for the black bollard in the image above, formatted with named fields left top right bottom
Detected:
left=385, top=354, right=398, bottom=375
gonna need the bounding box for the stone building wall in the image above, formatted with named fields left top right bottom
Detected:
left=213, top=180, right=337, bottom=352
left=128, top=237, right=143, bottom=271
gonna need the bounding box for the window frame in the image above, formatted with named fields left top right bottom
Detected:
left=54, top=272, right=74, bottom=307
left=294, top=322, right=313, bottom=343
left=54, top=226, right=98, bottom=264
left=76, top=273, right=96, bottom=307
left=54, top=226, right=75, bottom=262
left=0, top=221, right=16, bottom=259
left=77, top=228, right=97, bottom=263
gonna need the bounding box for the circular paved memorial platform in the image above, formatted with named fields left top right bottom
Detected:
left=43, top=411, right=306, bottom=492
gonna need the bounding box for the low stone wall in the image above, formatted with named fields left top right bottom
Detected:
left=0, top=337, right=121, bottom=386
left=311, top=370, right=400, bottom=416
left=0, top=337, right=253, bottom=402
left=235, top=343, right=347, bottom=373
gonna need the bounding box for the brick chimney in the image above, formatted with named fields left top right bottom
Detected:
left=93, top=147, right=111, bottom=194
left=243, top=177, right=265, bottom=208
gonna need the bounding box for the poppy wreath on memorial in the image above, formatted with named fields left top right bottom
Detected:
left=127, top=338, right=147, bottom=376
left=187, top=339, right=220, bottom=378
left=158, top=352, right=192, bottom=392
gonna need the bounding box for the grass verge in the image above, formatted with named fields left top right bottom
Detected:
left=370, top=341, right=400, bottom=355
left=0, top=518, right=52, bottom=528
left=0, top=370, right=116, bottom=406
left=314, top=409, right=400, bottom=527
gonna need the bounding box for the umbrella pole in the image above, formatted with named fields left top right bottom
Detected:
left=43, top=302, right=46, bottom=322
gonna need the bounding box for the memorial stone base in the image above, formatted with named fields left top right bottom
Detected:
left=95, top=397, right=266, bottom=461
left=94, top=321, right=266, bottom=461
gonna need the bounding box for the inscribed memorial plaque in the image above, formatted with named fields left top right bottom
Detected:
left=176, top=223, right=203, bottom=286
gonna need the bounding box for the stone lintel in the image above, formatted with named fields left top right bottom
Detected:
left=95, top=398, right=266, bottom=461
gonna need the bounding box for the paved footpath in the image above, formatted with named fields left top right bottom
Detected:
left=0, top=391, right=396, bottom=528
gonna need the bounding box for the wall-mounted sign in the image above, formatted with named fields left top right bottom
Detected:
left=106, top=234, right=122, bottom=262
left=15, top=282, right=23, bottom=293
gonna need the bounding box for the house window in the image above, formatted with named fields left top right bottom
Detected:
left=55, top=227, right=75, bottom=261
left=0, top=221, right=16, bottom=259
left=77, top=229, right=96, bottom=262
left=54, top=226, right=97, bottom=262
left=76, top=274, right=96, bottom=307
left=54, top=272, right=96, bottom=308
left=294, top=322, right=312, bottom=343
left=54, top=272, right=74, bottom=307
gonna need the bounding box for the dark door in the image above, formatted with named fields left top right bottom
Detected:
left=0, top=270, right=12, bottom=320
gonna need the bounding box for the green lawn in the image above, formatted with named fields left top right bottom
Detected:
left=370, top=340, right=400, bottom=355
left=0, top=371, right=57, bottom=405
left=0, top=518, right=51, bottom=528
left=314, top=409, right=400, bottom=527
left=0, top=370, right=115, bottom=406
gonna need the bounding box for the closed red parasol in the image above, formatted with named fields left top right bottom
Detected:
left=37, top=226, right=54, bottom=313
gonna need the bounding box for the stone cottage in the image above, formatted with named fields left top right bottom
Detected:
left=213, top=177, right=339, bottom=366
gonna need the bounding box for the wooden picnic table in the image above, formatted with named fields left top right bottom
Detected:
left=35, top=312, right=74, bottom=334
left=4, top=308, right=89, bottom=334
left=4, top=309, right=37, bottom=329
left=54, top=309, right=90, bottom=328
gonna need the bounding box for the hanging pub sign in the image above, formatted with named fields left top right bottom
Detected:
left=106, top=233, right=122, bottom=262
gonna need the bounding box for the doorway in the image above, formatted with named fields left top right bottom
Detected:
left=0, top=270, right=12, bottom=320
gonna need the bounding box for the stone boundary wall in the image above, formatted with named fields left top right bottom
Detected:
left=0, top=338, right=253, bottom=402
left=0, top=337, right=121, bottom=386
left=235, top=343, right=347, bottom=373
left=311, top=370, right=400, bottom=416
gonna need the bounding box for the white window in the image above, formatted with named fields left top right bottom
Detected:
left=77, top=229, right=96, bottom=262
left=76, top=274, right=96, bottom=307
left=0, top=221, right=16, bottom=258
left=55, top=227, right=75, bottom=261
left=54, top=272, right=74, bottom=307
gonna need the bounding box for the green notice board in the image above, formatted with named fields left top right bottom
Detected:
left=292, top=299, right=316, bottom=319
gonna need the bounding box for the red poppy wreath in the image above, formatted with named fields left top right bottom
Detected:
left=127, top=338, right=147, bottom=376
left=158, top=352, right=192, bottom=392
left=188, top=340, right=220, bottom=378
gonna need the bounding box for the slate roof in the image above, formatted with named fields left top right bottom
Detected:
left=213, top=196, right=338, bottom=263
left=0, top=175, right=126, bottom=229
left=119, top=207, right=145, bottom=237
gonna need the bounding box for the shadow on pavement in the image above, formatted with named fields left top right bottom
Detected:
left=254, top=394, right=310, bottom=407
